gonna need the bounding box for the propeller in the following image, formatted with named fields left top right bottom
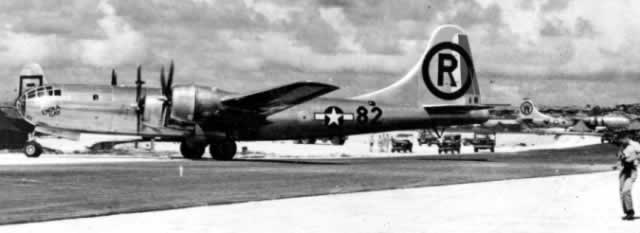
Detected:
left=111, top=69, right=117, bottom=86
left=159, top=61, right=174, bottom=125
left=135, top=65, right=145, bottom=134
left=160, top=61, right=174, bottom=101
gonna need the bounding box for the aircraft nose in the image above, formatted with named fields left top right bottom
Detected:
left=15, top=94, right=26, bottom=117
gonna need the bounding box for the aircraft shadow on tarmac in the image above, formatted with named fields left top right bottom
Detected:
left=205, top=158, right=348, bottom=165
left=413, top=156, right=491, bottom=162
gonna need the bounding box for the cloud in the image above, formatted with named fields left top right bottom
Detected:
left=72, top=0, right=147, bottom=67
left=540, top=0, right=571, bottom=12
left=539, top=18, right=571, bottom=37
left=0, top=0, right=640, bottom=106
left=0, top=29, right=58, bottom=66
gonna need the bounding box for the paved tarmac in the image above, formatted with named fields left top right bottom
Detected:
left=0, top=144, right=617, bottom=225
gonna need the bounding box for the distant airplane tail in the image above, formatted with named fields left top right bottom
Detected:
left=353, top=25, right=480, bottom=107
left=518, top=99, right=545, bottom=119
left=17, top=63, right=46, bottom=97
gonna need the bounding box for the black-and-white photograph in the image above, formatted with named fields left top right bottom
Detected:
left=0, top=0, right=638, bottom=232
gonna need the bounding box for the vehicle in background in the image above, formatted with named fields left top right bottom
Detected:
left=438, top=134, right=461, bottom=154
left=601, top=131, right=616, bottom=144
left=417, top=129, right=439, bottom=147
left=469, top=129, right=496, bottom=152
left=294, top=136, right=348, bottom=145
left=391, top=134, right=413, bottom=153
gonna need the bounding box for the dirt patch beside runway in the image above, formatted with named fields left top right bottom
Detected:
left=0, top=143, right=618, bottom=225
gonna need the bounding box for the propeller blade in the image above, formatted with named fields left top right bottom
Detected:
left=160, top=66, right=166, bottom=96
left=135, top=65, right=144, bottom=134
left=111, top=69, right=117, bottom=86
left=168, top=60, right=174, bottom=89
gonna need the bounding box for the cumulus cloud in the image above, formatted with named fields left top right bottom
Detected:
left=0, top=28, right=58, bottom=66
left=72, top=0, right=147, bottom=67
left=0, top=0, right=640, bottom=105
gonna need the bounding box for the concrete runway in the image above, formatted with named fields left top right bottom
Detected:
left=0, top=144, right=617, bottom=226
left=3, top=172, right=639, bottom=233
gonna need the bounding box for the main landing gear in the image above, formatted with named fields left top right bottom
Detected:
left=180, top=139, right=237, bottom=161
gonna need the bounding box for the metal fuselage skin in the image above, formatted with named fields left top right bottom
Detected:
left=17, top=84, right=489, bottom=141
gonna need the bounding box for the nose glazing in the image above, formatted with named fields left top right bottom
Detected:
left=15, top=94, right=26, bottom=117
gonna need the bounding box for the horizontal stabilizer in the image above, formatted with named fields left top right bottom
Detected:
left=222, top=82, right=338, bottom=115
left=423, top=104, right=492, bottom=114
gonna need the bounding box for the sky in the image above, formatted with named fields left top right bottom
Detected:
left=0, top=0, right=639, bottom=106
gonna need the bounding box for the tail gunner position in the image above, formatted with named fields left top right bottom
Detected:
left=15, top=25, right=490, bottom=160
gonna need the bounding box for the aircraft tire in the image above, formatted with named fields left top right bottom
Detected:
left=301, top=138, right=316, bottom=144
left=330, top=136, right=346, bottom=145
left=180, top=142, right=205, bottom=160
left=24, top=141, right=42, bottom=158
left=211, top=140, right=237, bottom=161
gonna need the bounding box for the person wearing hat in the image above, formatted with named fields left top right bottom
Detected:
left=617, top=135, right=640, bottom=220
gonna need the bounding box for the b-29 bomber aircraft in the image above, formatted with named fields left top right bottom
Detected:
left=517, top=99, right=574, bottom=129
left=15, top=25, right=490, bottom=160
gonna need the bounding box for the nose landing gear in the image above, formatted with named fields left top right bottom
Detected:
left=24, top=141, right=42, bottom=158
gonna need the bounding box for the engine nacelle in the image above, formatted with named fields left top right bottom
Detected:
left=586, top=116, right=630, bottom=129
left=171, top=85, right=197, bottom=123
left=532, top=118, right=549, bottom=126
left=169, top=85, right=222, bottom=124
left=143, top=96, right=167, bottom=127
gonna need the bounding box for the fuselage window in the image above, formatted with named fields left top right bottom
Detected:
left=37, top=91, right=44, bottom=97
left=54, top=90, right=61, bottom=96
left=93, top=94, right=99, bottom=101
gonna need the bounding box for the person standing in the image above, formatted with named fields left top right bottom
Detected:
left=369, top=134, right=375, bottom=152
left=617, top=136, right=640, bottom=220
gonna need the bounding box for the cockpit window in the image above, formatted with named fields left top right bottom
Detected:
left=25, top=86, right=62, bottom=99
left=27, top=91, right=36, bottom=98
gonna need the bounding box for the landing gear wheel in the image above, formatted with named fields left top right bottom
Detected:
left=330, top=136, right=346, bottom=145
left=180, top=142, right=205, bottom=160
left=210, top=140, right=237, bottom=161
left=24, top=141, right=42, bottom=158
left=301, top=138, right=316, bottom=144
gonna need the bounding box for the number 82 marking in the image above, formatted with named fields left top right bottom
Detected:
left=356, top=106, right=382, bottom=124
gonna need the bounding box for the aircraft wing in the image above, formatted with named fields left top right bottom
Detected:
left=221, top=82, right=339, bottom=115
left=423, top=104, right=493, bottom=114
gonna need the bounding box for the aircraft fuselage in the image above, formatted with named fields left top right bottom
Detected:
left=17, top=84, right=489, bottom=141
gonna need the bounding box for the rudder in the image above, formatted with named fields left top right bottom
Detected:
left=353, top=25, right=479, bottom=107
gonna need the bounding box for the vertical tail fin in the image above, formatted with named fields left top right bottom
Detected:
left=518, top=99, right=545, bottom=119
left=353, top=25, right=479, bottom=107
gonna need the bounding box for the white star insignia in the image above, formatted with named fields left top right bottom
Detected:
left=326, top=108, right=342, bottom=126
